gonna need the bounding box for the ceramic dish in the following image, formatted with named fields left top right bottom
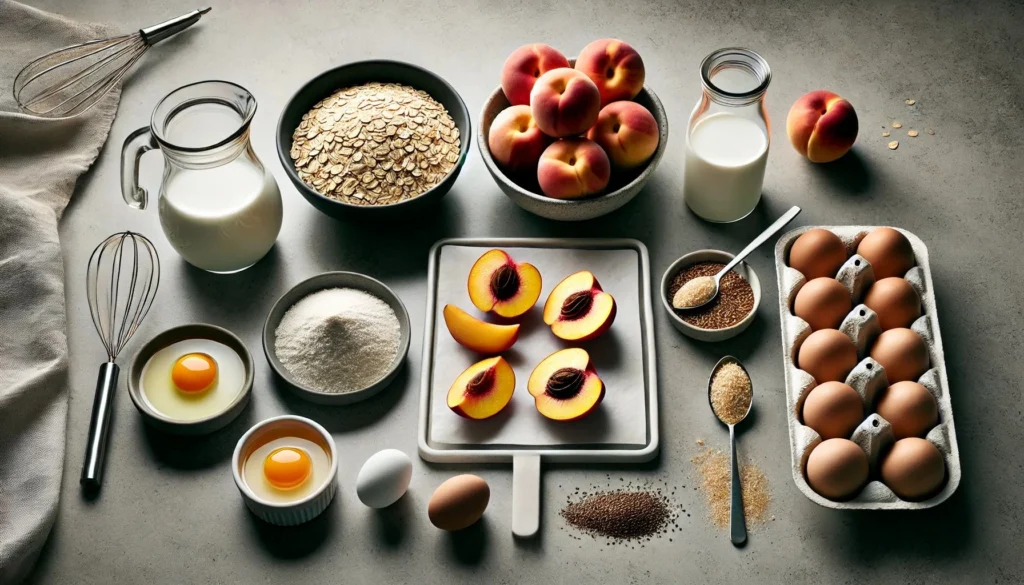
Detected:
left=232, top=415, right=339, bottom=526
left=478, top=61, right=668, bottom=222
left=276, top=60, right=470, bottom=220
left=263, top=271, right=411, bottom=405
left=660, top=250, right=761, bottom=342
left=127, top=324, right=254, bottom=436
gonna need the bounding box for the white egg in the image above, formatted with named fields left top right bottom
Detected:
left=355, top=449, right=412, bottom=509
left=243, top=437, right=332, bottom=504
left=141, top=338, right=245, bottom=421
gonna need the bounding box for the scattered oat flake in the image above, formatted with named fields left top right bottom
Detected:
left=892, top=122, right=903, bottom=129
left=908, top=130, right=919, bottom=137
left=696, top=439, right=705, bottom=446
left=888, top=140, right=899, bottom=150
left=927, top=128, right=935, bottom=135
left=906, top=99, right=916, bottom=105
left=882, top=131, right=891, bottom=137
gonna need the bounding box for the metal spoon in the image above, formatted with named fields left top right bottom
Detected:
left=708, top=356, right=753, bottom=546
left=674, top=205, right=802, bottom=310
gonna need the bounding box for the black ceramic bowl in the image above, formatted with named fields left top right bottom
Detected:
left=276, top=60, right=471, bottom=220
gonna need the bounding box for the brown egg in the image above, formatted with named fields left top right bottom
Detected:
left=794, top=278, right=852, bottom=331
left=863, top=277, right=922, bottom=330
left=875, top=381, right=938, bottom=439
left=789, top=229, right=847, bottom=280
left=802, top=382, right=864, bottom=440
left=806, top=438, right=869, bottom=500
left=857, top=227, right=915, bottom=279
left=797, top=329, right=859, bottom=383
left=870, top=328, right=930, bottom=383
left=880, top=438, right=945, bottom=500
left=428, top=474, right=490, bottom=531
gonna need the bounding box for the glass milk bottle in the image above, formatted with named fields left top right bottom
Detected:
left=121, top=81, right=283, bottom=273
left=683, top=48, right=771, bottom=223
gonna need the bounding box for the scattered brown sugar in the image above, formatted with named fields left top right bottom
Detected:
left=668, top=262, right=754, bottom=330
left=691, top=448, right=772, bottom=529
left=710, top=362, right=752, bottom=425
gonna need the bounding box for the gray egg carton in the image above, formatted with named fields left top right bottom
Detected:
left=774, top=226, right=961, bottom=510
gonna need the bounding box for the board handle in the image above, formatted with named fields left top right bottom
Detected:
left=512, top=454, right=540, bottom=537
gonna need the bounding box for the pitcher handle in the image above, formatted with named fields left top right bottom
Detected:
left=121, top=126, right=158, bottom=209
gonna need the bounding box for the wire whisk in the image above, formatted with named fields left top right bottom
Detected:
left=82, top=232, right=160, bottom=490
left=13, top=8, right=211, bottom=119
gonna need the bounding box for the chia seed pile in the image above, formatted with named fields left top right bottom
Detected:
left=559, top=477, right=685, bottom=545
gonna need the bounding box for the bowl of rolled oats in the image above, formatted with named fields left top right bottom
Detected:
left=277, top=60, right=470, bottom=219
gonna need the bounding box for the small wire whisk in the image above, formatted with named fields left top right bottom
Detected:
left=82, top=232, right=160, bottom=490
left=13, top=8, right=211, bottom=119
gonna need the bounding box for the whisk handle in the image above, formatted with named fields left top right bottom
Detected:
left=81, top=362, right=119, bottom=490
left=140, top=7, right=212, bottom=45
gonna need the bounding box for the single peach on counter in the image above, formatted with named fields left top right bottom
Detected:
left=487, top=105, right=552, bottom=175
left=786, top=90, right=859, bottom=163
left=529, top=68, right=601, bottom=138
left=586, top=101, right=659, bottom=169
left=537, top=139, right=611, bottom=199
left=467, top=249, right=542, bottom=318
left=543, top=271, right=616, bottom=341
left=501, top=43, right=570, bottom=106
left=443, top=304, right=520, bottom=354
left=575, top=38, right=645, bottom=105
left=447, top=356, right=515, bottom=420
left=527, top=348, right=604, bottom=421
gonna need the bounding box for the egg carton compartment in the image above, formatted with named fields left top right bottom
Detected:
left=776, top=226, right=961, bottom=510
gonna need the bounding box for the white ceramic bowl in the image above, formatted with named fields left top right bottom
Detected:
left=232, top=415, right=338, bottom=526
left=660, top=250, right=761, bottom=342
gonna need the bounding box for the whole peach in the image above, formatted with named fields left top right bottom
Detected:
left=787, top=90, right=859, bottom=163
left=575, top=39, right=645, bottom=105
left=529, top=68, right=601, bottom=138
left=537, top=139, right=611, bottom=199
left=488, top=105, right=552, bottom=175
left=501, top=43, right=570, bottom=106
left=586, top=101, right=659, bottom=169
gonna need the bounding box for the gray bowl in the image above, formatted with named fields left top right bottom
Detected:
left=276, top=60, right=471, bottom=220
left=127, top=324, right=254, bottom=436
left=660, top=250, right=762, bottom=342
left=262, top=271, right=411, bottom=405
left=478, top=68, right=668, bottom=221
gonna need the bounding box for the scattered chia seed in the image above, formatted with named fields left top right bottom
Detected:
left=559, top=479, right=686, bottom=545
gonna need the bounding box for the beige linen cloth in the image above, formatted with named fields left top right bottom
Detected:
left=0, top=2, right=120, bottom=582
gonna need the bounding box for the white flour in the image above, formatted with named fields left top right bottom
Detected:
left=274, top=288, right=401, bottom=394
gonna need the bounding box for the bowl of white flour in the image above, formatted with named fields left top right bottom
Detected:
left=263, top=271, right=411, bottom=405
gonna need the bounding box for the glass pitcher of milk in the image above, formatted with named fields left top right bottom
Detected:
left=683, top=48, right=772, bottom=223
left=121, top=81, right=283, bottom=273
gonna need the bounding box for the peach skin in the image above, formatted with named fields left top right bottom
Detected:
left=787, top=90, right=859, bottom=163
left=529, top=68, right=601, bottom=138
left=537, top=139, right=611, bottom=199
left=501, top=43, right=570, bottom=106
left=586, top=101, right=659, bottom=169
left=575, top=39, right=645, bottom=105
left=487, top=105, right=552, bottom=175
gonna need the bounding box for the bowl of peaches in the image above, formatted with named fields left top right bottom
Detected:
left=479, top=39, right=668, bottom=221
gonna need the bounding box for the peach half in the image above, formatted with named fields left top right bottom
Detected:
left=543, top=271, right=616, bottom=341
left=447, top=356, right=515, bottom=420
left=527, top=348, right=604, bottom=421
left=529, top=68, right=601, bottom=138
left=575, top=38, right=645, bottom=105
left=537, top=138, right=611, bottom=200
left=586, top=101, right=659, bottom=169
left=501, top=43, right=571, bottom=106
left=443, top=304, right=520, bottom=354
left=467, top=249, right=542, bottom=319
left=786, top=90, right=859, bottom=163
left=487, top=105, right=552, bottom=175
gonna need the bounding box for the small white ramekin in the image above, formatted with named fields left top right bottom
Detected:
left=660, top=249, right=762, bottom=342
left=232, top=415, right=338, bottom=526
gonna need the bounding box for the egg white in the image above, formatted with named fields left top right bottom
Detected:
left=243, top=437, right=331, bottom=503
left=141, top=339, right=245, bottom=422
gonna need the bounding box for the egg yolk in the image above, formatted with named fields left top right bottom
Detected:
left=171, top=353, right=217, bottom=393
left=263, top=447, right=312, bottom=490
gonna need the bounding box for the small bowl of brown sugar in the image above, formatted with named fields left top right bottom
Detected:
left=660, top=250, right=761, bottom=341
